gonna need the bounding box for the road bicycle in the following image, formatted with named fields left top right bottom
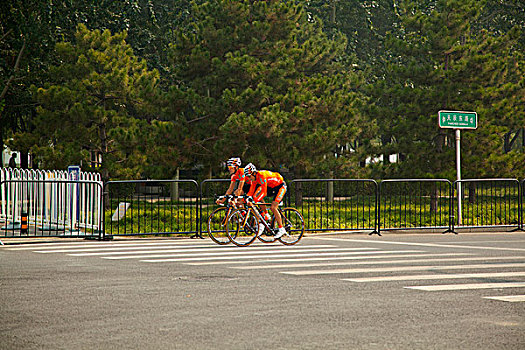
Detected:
left=226, top=196, right=305, bottom=247
left=207, top=195, right=244, bottom=245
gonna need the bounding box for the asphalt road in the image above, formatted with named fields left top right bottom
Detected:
left=1, top=232, right=524, bottom=349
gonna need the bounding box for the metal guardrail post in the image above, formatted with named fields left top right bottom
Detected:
left=376, top=180, right=382, bottom=236
left=190, top=179, right=203, bottom=239
left=518, top=180, right=525, bottom=231
left=369, top=180, right=380, bottom=236
left=442, top=180, right=456, bottom=234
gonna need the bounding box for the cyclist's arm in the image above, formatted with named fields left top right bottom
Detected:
left=246, top=181, right=256, bottom=197
left=234, top=179, right=245, bottom=196
left=225, top=181, right=236, bottom=196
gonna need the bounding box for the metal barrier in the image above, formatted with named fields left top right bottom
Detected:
left=288, top=179, right=378, bottom=234
left=2, top=173, right=524, bottom=239
left=522, top=180, right=525, bottom=230
left=378, top=179, right=453, bottom=234
left=105, top=180, right=199, bottom=238
left=453, top=179, right=522, bottom=231
left=0, top=179, right=103, bottom=238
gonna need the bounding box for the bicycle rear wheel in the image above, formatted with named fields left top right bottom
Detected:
left=207, top=207, right=231, bottom=245
left=278, top=208, right=305, bottom=245
left=227, top=209, right=258, bottom=247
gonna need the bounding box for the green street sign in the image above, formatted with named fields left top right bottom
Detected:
left=438, top=110, right=477, bottom=129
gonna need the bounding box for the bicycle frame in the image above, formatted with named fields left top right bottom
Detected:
left=227, top=195, right=305, bottom=246
left=237, top=196, right=278, bottom=233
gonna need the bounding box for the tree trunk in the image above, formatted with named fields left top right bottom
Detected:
left=468, top=182, right=476, bottom=204
left=430, top=183, right=438, bottom=213
left=326, top=171, right=334, bottom=202
left=20, top=153, right=28, bottom=169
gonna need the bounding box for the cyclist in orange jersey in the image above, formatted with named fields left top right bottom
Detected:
left=244, top=163, right=287, bottom=239
left=216, top=157, right=252, bottom=205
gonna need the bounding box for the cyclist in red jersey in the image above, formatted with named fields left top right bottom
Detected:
left=244, top=163, right=287, bottom=239
left=216, top=157, right=252, bottom=205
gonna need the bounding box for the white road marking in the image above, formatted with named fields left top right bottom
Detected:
left=186, top=253, right=472, bottom=266
left=308, top=237, right=525, bottom=252
left=4, top=240, right=211, bottom=250
left=280, top=262, right=525, bottom=275
left=139, top=250, right=422, bottom=263
left=33, top=244, right=336, bottom=253
left=70, top=247, right=375, bottom=257
left=405, top=282, right=525, bottom=291
left=231, top=256, right=525, bottom=270
left=443, top=240, right=525, bottom=244
left=343, top=271, right=525, bottom=282
left=483, top=295, right=525, bottom=302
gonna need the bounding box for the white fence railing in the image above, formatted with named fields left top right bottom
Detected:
left=0, top=168, right=103, bottom=234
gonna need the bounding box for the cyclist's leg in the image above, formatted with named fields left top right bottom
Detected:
left=270, top=183, right=287, bottom=228
left=253, top=185, right=270, bottom=218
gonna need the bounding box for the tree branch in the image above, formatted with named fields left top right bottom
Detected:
left=0, top=29, right=13, bottom=43
left=0, top=39, right=26, bottom=102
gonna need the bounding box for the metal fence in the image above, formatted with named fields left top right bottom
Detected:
left=2, top=174, right=525, bottom=239
left=1, top=179, right=103, bottom=238
left=105, top=180, right=199, bottom=238
left=288, top=179, right=378, bottom=234
left=453, top=179, right=521, bottom=231
left=378, top=179, right=454, bottom=234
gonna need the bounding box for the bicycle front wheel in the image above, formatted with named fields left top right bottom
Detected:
left=207, top=207, right=231, bottom=245
left=278, top=208, right=305, bottom=245
left=227, top=209, right=258, bottom=247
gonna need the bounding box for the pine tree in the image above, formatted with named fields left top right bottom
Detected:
left=11, top=24, right=159, bottom=181
left=169, top=0, right=370, bottom=177
left=368, top=0, right=525, bottom=179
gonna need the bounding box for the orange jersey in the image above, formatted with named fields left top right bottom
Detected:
left=247, top=170, right=284, bottom=202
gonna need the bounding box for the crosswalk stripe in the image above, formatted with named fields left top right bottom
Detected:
left=71, top=247, right=376, bottom=257
left=5, top=240, right=211, bottom=250
left=139, top=250, right=422, bottom=263
left=230, top=256, right=525, bottom=270
left=280, top=262, right=525, bottom=275
left=404, top=282, right=525, bottom=291
left=310, top=237, right=525, bottom=252
left=343, top=271, right=525, bottom=282
left=33, top=244, right=336, bottom=253
left=186, top=253, right=472, bottom=266
left=96, top=248, right=388, bottom=259
left=483, top=295, right=525, bottom=302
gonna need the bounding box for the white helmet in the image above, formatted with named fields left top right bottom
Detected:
left=226, top=157, right=241, bottom=167
left=244, top=163, right=257, bottom=177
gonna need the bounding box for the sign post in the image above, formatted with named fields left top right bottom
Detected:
left=438, top=110, right=477, bottom=225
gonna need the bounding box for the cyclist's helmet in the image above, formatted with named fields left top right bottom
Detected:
left=244, top=163, right=257, bottom=177
left=226, top=157, right=241, bottom=167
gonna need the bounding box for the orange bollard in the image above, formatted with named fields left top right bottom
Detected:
left=20, top=213, right=28, bottom=234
